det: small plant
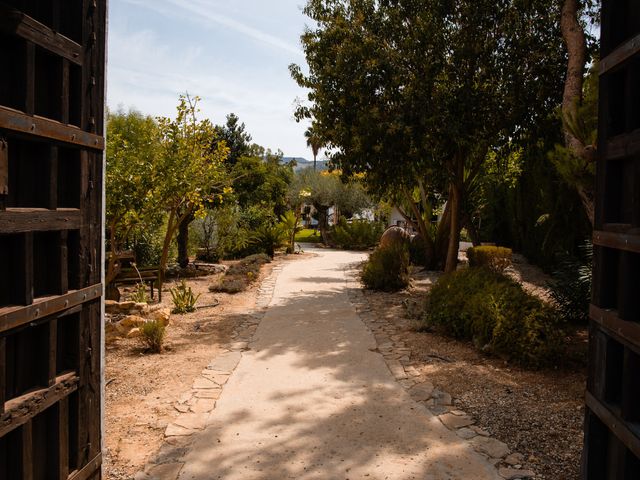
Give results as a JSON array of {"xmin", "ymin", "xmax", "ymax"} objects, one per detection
[
  {"xmin": 249, "ymin": 224, "xmax": 287, "ymax": 258},
  {"xmin": 140, "ymin": 319, "xmax": 166, "ymax": 353},
  {"xmin": 210, "ymin": 254, "xmax": 271, "ymax": 294},
  {"xmin": 170, "ymin": 280, "xmax": 201, "ymax": 314},
  {"xmin": 548, "ymin": 242, "xmax": 592, "ymax": 324},
  {"xmin": 466, "ymin": 246, "xmax": 512, "ymax": 272},
  {"xmin": 361, "ymin": 243, "xmax": 410, "ymax": 291},
  {"xmin": 130, "ymin": 282, "xmax": 149, "ymax": 303}
]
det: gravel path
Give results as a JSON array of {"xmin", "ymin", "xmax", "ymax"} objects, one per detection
[{"xmin": 177, "ymin": 249, "xmax": 502, "ymax": 480}]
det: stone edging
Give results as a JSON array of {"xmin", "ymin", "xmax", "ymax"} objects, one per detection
[
  {"xmin": 344, "ymin": 263, "xmax": 536, "ymax": 480},
  {"xmin": 134, "ymin": 262, "xmax": 285, "ymax": 480}
]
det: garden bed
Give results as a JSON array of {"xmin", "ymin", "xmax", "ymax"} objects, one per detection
[{"xmin": 359, "ymin": 262, "xmax": 587, "ymax": 480}]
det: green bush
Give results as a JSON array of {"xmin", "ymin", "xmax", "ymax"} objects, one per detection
[
  {"xmin": 409, "ymin": 234, "xmax": 429, "ymax": 267},
  {"xmin": 249, "ymin": 224, "xmax": 287, "ymax": 258},
  {"xmin": 170, "ymin": 280, "xmax": 201, "ymax": 314},
  {"xmin": 361, "ymin": 244, "xmax": 410, "ymax": 291},
  {"xmin": 422, "ymin": 267, "xmax": 564, "ymax": 368},
  {"xmin": 466, "ymin": 246, "xmax": 512, "ymax": 272},
  {"xmin": 210, "ymin": 254, "xmax": 271, "ymax": 294},
  {"xmin": 548, "ymin": 242, "xmax": 592, "ymax": 324},
  {"xmin": 331, "ymin": 219, "xmax": 385, "ymax": 250},
  {"xmin": 140, "ymin": 319, "xmax": 166, "ymax": 353}
]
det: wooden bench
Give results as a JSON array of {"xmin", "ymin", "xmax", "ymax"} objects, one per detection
[{"xmin": 107, "ymin": 251, "xmax": 162, "ymax": 301}]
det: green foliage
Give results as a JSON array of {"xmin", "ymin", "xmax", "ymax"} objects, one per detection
[
  {"xmin": 279, "ymin": 211, "xmax": 302, "ymax": 253},
  {"xmin": 129, "ymin": 283, "xmax": 149, "ymax": 303},
  {"xmin": 170, "ymin": 280, "xmax": 201, "ymax": 314},
  {"xmin": 548, "ymin": 243, "xmax": 592, "ymax": 324},
  {"xmin": 154, "ymin": 94, "xmax": 230, "ymax": 276},
  {"xmin": 466, "ymin": 246, "xmax": 513, "ymax": 272},
  {"xmin": 140, "ymin": 320, "xmax": 167, "ymax": 354},
  {"xmin": 331, "ymin": 219, "xmax": 384, "ymax": 250},
  {"xmin": 249, "ymin": 223, "xmax": 287, "ymax": 258},
  {"xmin": 409, "ymin": 235, "xmax": 429, "ymax": 267},
  {"xmin": 362, "ymin": 244, "xmax": 410, "ymax": 292},
  {"xmin": 423, "ymin": 268, "xmax": 564, "ymax": 368},
  {"xmin": 210, "ymin": 254, "xmax": 271, "ymax": 294}
]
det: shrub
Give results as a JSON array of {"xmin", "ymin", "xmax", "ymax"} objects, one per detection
[
  {"xmin": 210, "ymin": 254, "xmax": 271, "ymax": 294},
  {"xmin": 548, "ymin": 242, "xmax": 592, "ymax": 324},
  {"xmin": 170, "ymin": 280, "xmax": 201, "ymax": 314},
  {"xmin": 249, "ymin": 224, "xmax": 287, "ymax": 258},
  {"xmin": 466, "ymin": 246, "xmax": 512, "ymax": 272},
  {"xmin": 331, "ymin": 219, "xmax": 385, "ymax": 250},
  {"xmin": 422, "ymin": 267, "xmax": 564, "ymax": 368},
  {"xmin": 361, "ymin": 244, "xmax": 410, "ymax": 291},
  {"xmin": 129, "ymin": 282, "xmax": 149, "ymax": 303},
  {"xmin": 409, "ymin": 234, "xmax": 429, "ymax": 267},
  {"xmin": 140, "ymin": 319, "xmax": 166, "ymax": 353}
]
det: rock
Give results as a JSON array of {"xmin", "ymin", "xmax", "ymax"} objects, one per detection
[
  {"xmin": 193, "ymin": 377, "xmax": 222, "ymax": 390},
  {"xmin": 439, "ymin": 413, "xmax": 475, "ymax": 429},
  {"xmin": 173, "ymin": 413, "xmax": 206, "ymax": 430},
  {"xmin": 387, "ymin": 360, "xmax": 408, "ymax": 379},
  {"xmin": 148, "ymin": 308, "xmax": 171, "ymax": 326},
  {"xmin": 409, "ymin": 382, "xmax": 435, "ymax": 402},
  {"xmin": 471, "ymin": 425, "xmax": 491, "ymax": 436},
  {"xmin": 189, "ymin": 398, "xmax": 216, "ymax": 414},
  {"xmin": 127, "ymin": 327, "xmax": 142, "ymax": 338},
  {"xmin": 119, "ymin": 315, "xmax": 146, "ymax": 329},
  {"xmin": 206, "ymin": 351, "xmax": 242, "ymax": 373},
  {"xmin": 505, "ymin": 453, "xmax": 525, "ymax": 466},
  {"xmin": 498, "ymin": 467, "xmax": 535, "ymax": 479},
  {"xmin": 105, "ymin": 300, "xmax": 120, "ymax": 314},
  {"xmin": 145, "ymin": 463, "xmax": 184, "ymax": 480},
  {"xmin": 470, "ymin": 436, "xmax": 510, "ymax": 459},
  {"xmin": 117, "ymin": 301, "xmax": 138, "ymax": 312},
  {"xmin": 380, "ymin": 226, "xmax": 410, "ymax": 249},
  {"xmin": 456, "ymin": 427, "xmax": 477, "ymax": 440},
  {"xmin": 164, "ymin": 423, "xmax": 194, "ymax": 437},
  {"xmin": 432, "ymin": 389, "xmax": 453, "ymax": 406}
]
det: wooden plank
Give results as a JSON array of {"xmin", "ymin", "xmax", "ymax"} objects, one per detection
[
  {"xmin": 602, "ymin": 129, "xmax": 640, "ymax": 161},
  {"xmin": 21, "ymin": 232, "xmax": 34, "ymax": 306},
  {"xmin": 59, "ymin": 397, "xmax": 70, "ymax": 480},
  {"xmin": 0, "ymin": 208, "xmax": 81, "ymax": 234},
  {"xmin": 47, "ymin": 146, "xmax": 59, "ymax": 209},
  {"xmin": 591, "ymin": 305, "xmax": 640, "ymax": 354},
  {"xmin": 0, "ymin": 372, "xmax": 78, "ymax": 438},
  {"xmin": 0, "ymin": 138, "xmax": 7, "ymax": 211},
  {"xmin": 0, "ymin": 4, "xmax": 83, "ymax": 66},
  {"xmin": 594, "ymin": 230, "xmax": 640, "ymax": 254},
  {"xmin": 0, "ymin": 106, "xmax": 104, "ymax": 151},
  {"xmin": 586, "ymin": 391, "xmax": 640, "ymax": 460},
  {"xmin": 68, "ymin": 452, "xmax": 102, "ymax": 480},
  {"xmin": 61, "ymin": 59, "xmax": 70, "ymax": 125},
  {"xmin": 0, "ymin": 337, "xmax": 5, "ymax": 415},
  {"xmin": 0, "ymin": 284, "xmax": 102, "ymax": 334},
  {"xmin": 22, "ymin": 420, "xmax": 33, "ymax": 480},
  {"xmin": 60, "ymin": 230, "xmax": 69, "ymax": 294},
  {"xmin": 25, "ymin": 42, "xmax": 35, "ymax": 116},
  {"xmin": 48, "ymin": 319, "xmax": 58, "ymax": 387},
  {"xmin": 601, "ymin": 33, "xmax": 640, "ymax": 75}
]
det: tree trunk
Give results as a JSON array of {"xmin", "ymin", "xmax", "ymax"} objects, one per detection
[
  {"xmin": 561, "ymin": 0, "xmax": 594, "ymax": 225},
  {"xmin": 445, "ymin": 182, "xmax": 462, "ymax": 273},
  {"xmin": 317, "ymin": 206, "xmax": 329, "ymax": 244},
  {"xmin": 462, "ymin": 211, "xmax": 481, "ymax": 247},
  {"xmin": 177, "ymin": 212, "xmax": 194, "ymax": 268}
]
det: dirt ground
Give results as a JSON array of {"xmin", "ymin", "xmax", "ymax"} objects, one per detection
[
  {"xmin": 103, "ymin": 256, "xmax": 290, "ymax": 479},
  {"xmin": 360, "ymin": 262, "xmax": 588, "ymax": 480}
]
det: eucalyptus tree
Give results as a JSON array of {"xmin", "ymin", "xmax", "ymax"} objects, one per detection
[{"xmin": 292, "ymin": 0, "xmax": 565, "ymax": 271}]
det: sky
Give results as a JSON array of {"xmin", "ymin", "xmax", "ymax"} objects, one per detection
[{"xmin": 107, "ymin": 0, "xmax": 313, "ymax": 159}]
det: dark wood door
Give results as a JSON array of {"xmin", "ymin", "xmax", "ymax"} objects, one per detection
[
  {"xmin": 583, "ymin": 1, "xmax": 640, "ymax": 478},
  {"xmin": 0, "ymin": 1, "xmax": 106, "ymax": 478}
]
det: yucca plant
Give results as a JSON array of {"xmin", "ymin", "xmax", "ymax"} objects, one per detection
[
  {"xmin": 140, "ymin": 319, "xmax": 166, "ymax": 353},
  {"xmin": 170, "ymin": 280, "xmax": 201, "ymax": 314}
]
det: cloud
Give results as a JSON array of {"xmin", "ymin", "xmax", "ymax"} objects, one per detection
[{"xmin": 121, "ymin": 0, "xmax": 303, "ymax": 57}]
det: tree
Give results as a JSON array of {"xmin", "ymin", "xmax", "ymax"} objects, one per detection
[
  {"xmin": 154, "ymin": 94, "xmax": 229, "ymax": 285},
  {"xmin": 304, "ymin": 123, "xmax": 323, "ymax": 171},
  {"xmin": 292, "ymin": 0, "xmax": 565, "ymax": 272},
  {"xmin": 105, "ymin": 108, "xmax": 161, "ymax": 285},
  {"xmin": 557, "ymin": 0, "xmax": 599, "ymax": 224},
  {"xmin": 213, "ymin": 113, "xmax": 252, "ymax": 166}
]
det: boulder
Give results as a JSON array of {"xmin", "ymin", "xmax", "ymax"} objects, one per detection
[
  {"xmin": 148, "ymin": 308, "xmax": 171, "ymax": 326},
  {"xmin": 380, "ymin": 226, "xmax": 410, "ymax": 249},
  {"xmin": 126, "ymin": 328, "xmax": 142, "ymax": 338}
]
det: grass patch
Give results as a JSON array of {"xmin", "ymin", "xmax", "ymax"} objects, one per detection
[{"xmin": 295, "ymin": 229, "xmax": 323, "ymax": 243}]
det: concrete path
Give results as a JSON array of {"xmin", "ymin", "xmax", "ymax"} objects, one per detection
[{"xmin": 179, "ymin": 249, "xmax": 501, "ymax": 480}]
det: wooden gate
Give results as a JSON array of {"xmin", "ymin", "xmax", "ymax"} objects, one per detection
[
  {"xmin": 583, "ymin": 0, "xmax": 640, "ymax": 478},
  {"xmin": 0, "ymin": 1, "xmax": 106, "ymax": 478}
]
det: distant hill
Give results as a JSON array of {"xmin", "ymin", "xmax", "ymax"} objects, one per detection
[{"xmin": 281, "ymin": 157, "xmax": 330, "ymax": 172}]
